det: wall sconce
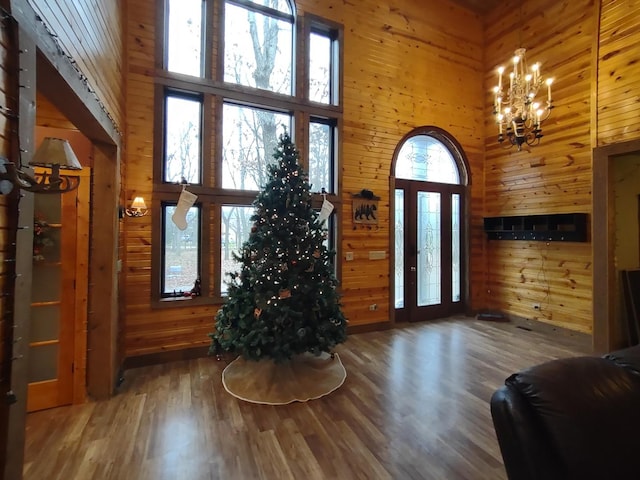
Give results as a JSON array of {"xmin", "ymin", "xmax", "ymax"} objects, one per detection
[
  {"xmin": 0, "ymin": 137, "xmax": 82, "ymax": 194},
  {"xmin": 125, "ymin": 196, "xmax": 149, "ymax": 217}
]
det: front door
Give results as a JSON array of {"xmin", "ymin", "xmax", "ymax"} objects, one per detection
[
  {"xmin": 27, "ymin": 168, "xmax": 89, "ymax": 412},
  {"xmin": 395, "ymin": 180, "xmax": 464, "ymax": 322},
  {"xmin": 392, "ymin": 127, "xmax": 467, "ymax": 323}
]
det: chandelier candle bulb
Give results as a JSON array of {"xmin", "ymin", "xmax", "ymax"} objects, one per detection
[{"xmin": 493, "ymin": 48, "xmax": 554, "ymax": 150}]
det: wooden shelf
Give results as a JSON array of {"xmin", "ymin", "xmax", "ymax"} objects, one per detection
[{"xmin": 483, "ymin": 213, "xmax": 588, "ymax": 242}]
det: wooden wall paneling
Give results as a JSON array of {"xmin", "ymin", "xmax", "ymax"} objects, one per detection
[
  {"xmin": 5, "ymin": 0, "xmax": 120, "ymax": 145},
  {"xmin": 337, "ymin": 0, "xmax": 484, "ymax": 327},
  {"xmin": 28, "ymin": 0, "xmax": 124, "ymax": 130},
  {"xmin": 483, "ymin": 0, "xmax": 597, "ymax": 335},
  {"xmin": 122, "ymin": 0, "xmax": 485, "ymax": 358},
  {"xmin": 597, "ymin": 0, "xmax": 640, "ymax": 145},
  {"xmin": 35, "ymin": 92, "xmax": 76, "ymax": 130},
  {"xmin": 86, "ymin": 142, "xmax": 120, "ymax": 399},
  {"xmin": 73, "ymin": 168, "xmax": 91, "ymax": 404}
]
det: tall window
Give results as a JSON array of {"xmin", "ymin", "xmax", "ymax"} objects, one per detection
[
  {"xmin": 166, "ymin": 0, "xmax": 204, "ymax": 76},
  {"xmin": 155, "ymin": 1, "xmax": 343, "ymax": 302},
  {"xmin": 163, "ymin": 93, "xmax": 202, "ymax": 184}
]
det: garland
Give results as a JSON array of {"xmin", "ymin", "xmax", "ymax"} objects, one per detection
[{"xmin": 33, "ymin": 215, "xmax": 54, "ymax": 261}]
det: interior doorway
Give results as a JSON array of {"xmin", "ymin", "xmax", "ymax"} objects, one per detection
[
  {"xmin": 27, "ymin": 168, "xmax": 90, "ymax": 412},
  {"xmin": 593, "ymin": 139, "xmax": 640, "ymax": 352},
  {"xmin": 391, "ymin": 127, "xmax": 469, "ymax": 322}
]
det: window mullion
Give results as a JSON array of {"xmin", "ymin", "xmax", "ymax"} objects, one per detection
[{"xmin": 225, "ymin": 0, "xmax": 293, "ymax": 22}]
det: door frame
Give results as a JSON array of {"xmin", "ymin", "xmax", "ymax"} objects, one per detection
[
  {"xmin": 27, "ymin": 168, "xmax": 90, "ymax": 412},
  {"xmin": 394, "ymin": 179, "xmax": 466, "ymax": 322},
  {"xmin": 389, "ymin": 126, "xmax": 471, "ymax": 324},
  {"xmin": 593, "ymin": 138, "xmax": 640, "ymax": 353},
  {"xmin": 4, "ymin": 3, "xmax": 121, "ymax": 478}
]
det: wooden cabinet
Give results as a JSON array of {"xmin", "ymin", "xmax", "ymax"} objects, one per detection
[{"xmin": 483, "ymin": 213, "xmax": 588, "ymax": 242}]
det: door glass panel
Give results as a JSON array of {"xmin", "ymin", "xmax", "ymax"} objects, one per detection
[
  {"xmin": 28, "ymin": 344, "xmax": 58, "ymax": 382},
  {"xmin": 452, "ymin": 194, "xmax": 460, "ymax": 302},
  {"xmin": 417, "ymin": 192, "xmax": 441, "ymax": 306},
  {"xmin": 31, "ymin": 265, "xmax": 61, "ymax": 303},
  {"xmin": 394, "ymin": 189, "xmax": 404, "ymax": 308},
  {"xmin": 30, "ymin": 305, "xmax": 60, "ymax": 342},
  {"xmin": 30, "ymin": 194, "xmax": 62, "ymax": 383}
]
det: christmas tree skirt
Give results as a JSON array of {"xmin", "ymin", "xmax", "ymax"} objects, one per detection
[{"xmin": 222, "ymin": 352, "xmax": 346, "ymax": 405}]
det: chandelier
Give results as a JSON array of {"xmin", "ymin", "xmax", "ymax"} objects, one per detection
[{"xmin": 492, "ymin": 48, "xmax": 553, "ymax": 150}]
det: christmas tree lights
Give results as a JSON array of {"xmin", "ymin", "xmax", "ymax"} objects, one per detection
[{"xmin": 210, "ymin": 131, "xmax": 347, "ymax": 362}]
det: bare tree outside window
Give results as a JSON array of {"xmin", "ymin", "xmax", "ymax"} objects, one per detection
[
  {"xmin": 157, "ymin": 0, "xmax": 341, "ymax": 299},
  {"xmin": 220, "ymin": 205, "xmax": 253, "ymax": 294},
  {"xmin": 309, "ymin": 32, "xmax": 331, "ymax": 103},
  {"xmin": 164, "ymin": 95, "xmax": 201, "ymax": 184},
  {"xmin": 163, "ymin": 205, "xmax": 200, "ymax": 294},
  {"xmin": 308, "ymin": 121, "xmax": 332, "ymax": 193},
  {"xmin": 166, "ymin": 0, "xmax": 203, "ymax": 76},
  {"xmin": 224, "ymin": 2, "xmax": 292, "ymax": 95},
  {"xmin": 222, "ymin": 104, "xmax": 290, "ymax": 191}
]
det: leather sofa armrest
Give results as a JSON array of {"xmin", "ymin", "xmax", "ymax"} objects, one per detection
[
  {"xmin": 491, "ymin": 385, "xmax": 565, "ymax": 480},
  {"xmin": 502, "ymin": 356, "xmax": 640, "ymax": 480}
]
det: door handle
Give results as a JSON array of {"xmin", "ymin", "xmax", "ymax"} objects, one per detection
[
  {"xmin": 5, "ymin": 390, "xmax": 17, "ymax": 405},
  {"xmin": 410, "ymin": 266, "xmax": 416, "ymax": 272}
]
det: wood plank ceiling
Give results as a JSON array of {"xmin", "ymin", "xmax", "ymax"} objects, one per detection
[{"xmin": 451, "ymin": 0, "xmax": 501, "ymax": 14}]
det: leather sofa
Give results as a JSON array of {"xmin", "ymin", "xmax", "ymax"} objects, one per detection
[{"xmin": 490, "ymin": 344, "xmax": 640, "ymax": 480}]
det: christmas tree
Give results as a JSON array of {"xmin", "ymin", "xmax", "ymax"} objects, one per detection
[{"xmin": 210, "ymin": 131, "xmax": 347, "ymax": 363}]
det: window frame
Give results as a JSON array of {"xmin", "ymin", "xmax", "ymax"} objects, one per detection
[
  {"xmin": 308, "ymin": 116, "xmax": 337, "ymax": 194},
  {"xmin": 163, "ymin": 0, "xmax": 207, "ymax": 77},
  {"xmin": 151, "ymin": 1, "xmax": 344, "ymax": 307},
  {"xmin": 160, "ymin": 202, "xmax": 203, "ymax": 298},
  {"xmin": 162, "ymin": 89, "xmax": 205, "ymax": 185}
]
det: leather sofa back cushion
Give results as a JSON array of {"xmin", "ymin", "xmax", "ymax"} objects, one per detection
[
  {"xmin": 605, "ymin": 345, "xmax": 640, "ymax": 376},
  {"xmin": 506, "ymin": 356, "xmax": 640, "ymax": 479}
]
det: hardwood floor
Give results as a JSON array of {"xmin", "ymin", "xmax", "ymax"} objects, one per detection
[{"xmin": 23, "ymin": 317, "xmax": 591, "ymax": 480}]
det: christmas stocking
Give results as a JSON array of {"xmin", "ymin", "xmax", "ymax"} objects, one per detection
[
  {"xmin": 318, "ymin": 197, "xmax": 334, "ymax": 225},
  {"xmin": 172, "ymin": 189, "xmax": 198, "ymax": 230}
]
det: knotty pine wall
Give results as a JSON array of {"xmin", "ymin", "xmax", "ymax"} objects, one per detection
[
  {"xmin": 28, "ymin": 0, "xmax": 124, "ymax": 130},
  {"xmin": 298, "ymin": 0, "xmax": 487, "ymax": 325},
  {"xmin": 123, "ymin": 0, "xmax": 640, "ymax": 357},
  {"xmin": 483, "ymin": 0, "xmax": 597, "ymax": 334},
  {"xmin": 123, "ymin": 0, "xmax": 486, "ymax": 357},
  {"xmin": 597, "ymin": 0, "xmax": 640, "ymax": 145},
  {"xmin": 483, "ymin": 0, "xmax": 640, "ymax": 335}
]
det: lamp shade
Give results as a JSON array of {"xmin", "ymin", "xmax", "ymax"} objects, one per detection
[
  {"xmin": 130, "ymin": 197, "xmax": 147, "ymax": 210},
  {"xmin": 30, "ymin": 137, "xmax": 82, "ymax": 170}
]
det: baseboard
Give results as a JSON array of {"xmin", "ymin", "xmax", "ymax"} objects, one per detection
[
  {"xmin": 486, "ymin": 312, "xmax": 592, "ymax": 351},
  {"xmin": 122, "ymin": 345, "xmax": 210, "ymax": 370},
  {"xmin": 347, "ymin": 321, "xmax": 392, "ymax": 335},
  {"xmin": 120, "ymin": 320, "xmax": 408, "ymax": 372}
]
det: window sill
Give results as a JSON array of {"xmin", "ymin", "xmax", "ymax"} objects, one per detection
[{"xmin": 152, "ymin": 295, "xmax": 224, "ymax": 309}]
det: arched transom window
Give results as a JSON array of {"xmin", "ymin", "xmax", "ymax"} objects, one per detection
[{"xmin": 395, "ymin": 135, "xmax": 461, "ymax": 185}]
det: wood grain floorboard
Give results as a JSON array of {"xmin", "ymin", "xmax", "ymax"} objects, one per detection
[{"xmin": 23, "ymin": 317, "xmax": 591, "ymax": 480}]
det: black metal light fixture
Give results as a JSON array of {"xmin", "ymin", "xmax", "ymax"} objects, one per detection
[{"xmin": 0, "ymin": 137, "xmax": 82, "ymax": 194}]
